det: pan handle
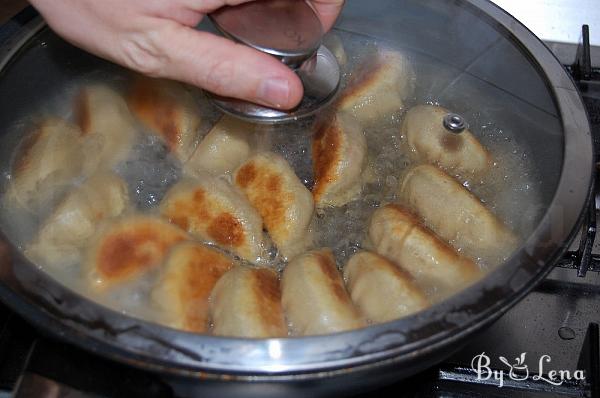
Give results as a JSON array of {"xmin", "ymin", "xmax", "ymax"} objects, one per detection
[{"xmin": 0, "ymin": 6, "xmax": 38, "ymax": 46}]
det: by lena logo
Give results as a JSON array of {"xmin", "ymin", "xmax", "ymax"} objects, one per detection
[{"xmin": 471, "ymin": 352, "xmax": 585, "ymax": 388}]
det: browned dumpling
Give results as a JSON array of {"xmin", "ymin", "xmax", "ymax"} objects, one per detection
[
  {"xmin": 312, "ymin": 112, "xmax": 367, "ymax": 207},
  {"xmin": 6, "ymin": 118, "xmax": 83, "ymax": 212},
  {"xmin": 151, "ymin": 242, "xmax": 234, "ymax": 332},
  {"xmin": 369, "ymin": 204, "xmax": 480, "ymax": 300},
  {"xmin": 184, "ymin": 116, "xmax": 252, "ymax": 177},
  {"xmin": 26, "ymin": 172, "xmax": 129, "ymax": 268},
  {"xmin": 159, "ymin": 176, "xmax": 264, "ymax": 263},
  {"xmin": 74, "ymin": 85, "xmax": 137, "ymax": 175},
  {"xmin": 210, "ymin": 266, "xmax": 287, "ymax": 338},
  {"xmin": 85, "ymin": 216, "xmax": 188, "ymax": 291},
  {"xmin": 234, "ymin": 152, "xmax": 314, "ymax": 260},
  {"xmin": 344, "ymin": 251, "xmax": 429, "ymax": 322},
  {"xmin": 337, "ymin": 48, "xmax": 414, "ymax": 124},
  {"xmin": 401, "ymin": 105, "xmax": 491, "ymax": 175},
  {"xmin": 323, "ymin": 33, "xmax": 348, "ymax": 67},
  {"xmin": 398, "ymin": 165, "xmax": 518, "ymax": 264},
  {"xmin": 126, "ymin": 77, "xmax": 200, "ymax": 162},
  {"xmin": 281, "ymin": 249, "xmax": 365, "ymax": 335}
]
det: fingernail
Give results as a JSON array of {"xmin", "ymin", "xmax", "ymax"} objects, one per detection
[{"xmin": 258, "ymin": 78, "xmax": 290, "ymax": 108}]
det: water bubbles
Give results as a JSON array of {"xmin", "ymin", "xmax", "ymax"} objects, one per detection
[
  {"xmin": 467, "ymin": 120, "xmax": 543, "ymax": 240},
  {"xmin": 116, "ymin": 135, "xmax": 180, "ymax": 210}
]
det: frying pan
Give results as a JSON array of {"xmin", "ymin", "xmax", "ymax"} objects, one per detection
[{"xmin": 0, "ymin": 0, "xmax": 593, "ymax": 396}]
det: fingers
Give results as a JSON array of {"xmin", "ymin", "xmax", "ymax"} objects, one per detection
[
  {"xmin": 179, "ymin": 0, "xmax": 255, "ymax": 14},
  {"xmin": 144, "ymin": 23, "xmax": 304, "ymax": 109},
  {"xmin": 152, "ymin": 0, "xmax": 253, "ymax": 26},
  {"xmin": 310, "ymin": 0, "xmax": 344, "ymax": 31}
]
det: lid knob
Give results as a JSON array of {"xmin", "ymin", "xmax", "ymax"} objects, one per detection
[
  {"xmin": 209, "ymin": 0, "xmax": 341, "ymax": 123},
  {"xmin": 443, "ymin": 113, "xmax": 468, "ymax": 134}
]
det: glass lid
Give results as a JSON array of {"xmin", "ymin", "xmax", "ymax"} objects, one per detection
[{"xmin": 0, "ymin": 0, "xmax": 591, "ymax": 376}]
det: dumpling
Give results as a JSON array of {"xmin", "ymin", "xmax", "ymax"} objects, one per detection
[
  {"xmin": 401, "ymin": 105, "xmax": 491, "ymax": 175},
  {"xmin": 323, "ymin": 33, "xmax": 348, "ymax": 67},
  {"xmin": 184, "ymin": 116, "xmax": 252, "ymax": 177},
  {"xmin": 152, "ymin": 242, "xmax": 234, "ymax": 332},
  {"xmin": 25, "ymin": 172, "xmax": 129, "ymax": 268},
  {"xmin": 210, "ymin": 266, "xmax": 287, "ymax": 338},
  {"xmin": 234, "ymin": 152, "xmax": 314, "ymax": 260},
  {"xmin": 337, "ymin": 48, "xmax": 415, "ymax": 124},
  {"xmin": 74, "ymin": 85, "xmax": 137, "ymax": 175},
  {"xmin": 85, "ymin": 215, "xmax": 188, "ymax": 291},
  {"xmin": 344, "ymin": 251, "xmax": 429, "ymax": 322},
  {"xmin": 127, "ymin": 77, "xmax": 200, "ymax": 162},
  {"xmin": 398, "ymin": 165, "xmax": 518, "ymax": 264},
  {"xmin": 312, "ymin": 112, "xmax": 367, "ymax": 207},
  {"xmin": 7, "ymin": 118, "xmax": 83, "ymax": 212},
  {"xmin": 369, "ymin": 204, "xmax": 480, "ymax": 300},
  {"xmin": 281, "ymin": 248, "xmax": 365, "ymax": 335},
  {"xmin": 159, "ymin": 176, "xmax": 264, "ymax": 263}
]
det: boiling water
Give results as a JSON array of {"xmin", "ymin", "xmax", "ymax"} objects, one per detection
[{"xmin": 0, "ymin": 30, "xmax": 544, "ymax": 326}]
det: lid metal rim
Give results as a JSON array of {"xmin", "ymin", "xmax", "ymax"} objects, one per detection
[{"xmin": 207, "ymin": 14, "xmax": 322, "ymax": 60}]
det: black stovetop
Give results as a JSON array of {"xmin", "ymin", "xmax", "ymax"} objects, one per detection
[{"xmin": 1, "ymin": 26, "xmax": 600, "ymax": 398}]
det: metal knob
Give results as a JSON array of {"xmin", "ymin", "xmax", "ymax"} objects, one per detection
[
  {"xmin": 209, "ymin": 0, "xmax": 341, "ymax": 123},
  {"xmin": 443, "ymin": 113, "xmax": 468, "ymax": 134}
]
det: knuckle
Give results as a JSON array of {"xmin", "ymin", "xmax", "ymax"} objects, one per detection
[
  {"xmin": 200, "ymin": 58, "xmax": 237, "ymax": 95},
  {"xmin": 119, "ymin": 31, "xmax": 167, "ymax": 77}
]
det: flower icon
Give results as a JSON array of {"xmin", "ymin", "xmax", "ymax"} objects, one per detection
[{"xmin": 499, "ymin": 352, "xmax": 529, "ymax": 381}]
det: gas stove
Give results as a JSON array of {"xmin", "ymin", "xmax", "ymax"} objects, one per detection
[{"xmin": 0, "ymin": 4, "xmax": 599, "ymax": 398}]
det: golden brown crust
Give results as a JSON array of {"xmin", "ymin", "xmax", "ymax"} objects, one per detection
[
  {"xmin": 211, "ymin": 266, "xmax": 287, "ymax": 337},
  {"xmin": 91, "ymin": 217, "xmax": 188, "ymax": 286},
  {"xmin": 162, "ymin": 187, "xmax": 247, "ymax": 250},
  {"xmin": 369, "ymin": 203, "xmax": 482, "ymax": 300},
  {"xmin": 127, "ymin": 78, "xmax": 181, "ymax": 152},
  {"xmin": 312, "ymin": 121, "xmax": 342, "ymax": 202},
  {"xmin": 377, "ymin": 204, "xmax": 477, "ymax": 270},
  {"xmin": 160, "ymin": 177, "xmax": 264, "ymax": 263},
  {"xmin": 13, "ymin": 127, "xmax": 44, "ymax": 174},
  {"xmin": 252, "ymin": 268, "xmax": 286, "ymax": 333},
  {"xmin": 337, "ymin": 59, "xmax": 384, "ymax": 109},
  {"xmin": 233, "ymin": 152, "xmax": 313, "ymax": 259},
  {"xmin": 235, "ymin": 160, "xmax": 293, "ymax": 241},
  {"xmin": 167, "ymin": 243, "xmax": 233, "ymax": 332},
  {"xmin": 314, "ymin": 250, "xmax": 348, "ymax": 303},
  {"xmin": 358, "ymin": 250, "xmax": 417, "ymax": 283},
  {"xmin": 235, "ymin": 163, "xmax": 257, "ymax": 188},
  {"xmin": 439, "ymin": 133, "xmax": 464, "ymax": 153},
  {"xmin": 281, "ymin": 248, "xmax": 365, "ymax": 335},
  {"xmin": 206, "ymin": 213, "xmax": 244, "ymax": 247},
  {"xmin": 344, "ymin": 251, "xmax": 429, "ymax": 323},
  {"xmin": 74, "ymin": 90, "xmax": 91, "ymax": 135}
]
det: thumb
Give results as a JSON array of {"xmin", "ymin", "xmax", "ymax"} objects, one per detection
[{"xmin": 151, "ymin": 23, "xmax": 304, "ymax": 109}]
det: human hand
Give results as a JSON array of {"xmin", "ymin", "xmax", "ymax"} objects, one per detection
[{"xmin": 29, "ymin": 0, "xmax": 344, "ymax": 109}]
